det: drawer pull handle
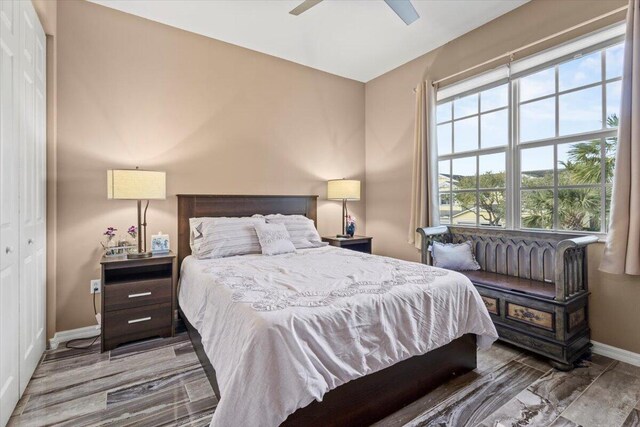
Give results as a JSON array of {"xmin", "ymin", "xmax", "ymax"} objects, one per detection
[
  {"xmin": 128, "ymin": 292, "xmax": 152, "ymax": 298},
  {"xmin": 128, "ymin": 317, "xmax": 151, "ymax": 324}
]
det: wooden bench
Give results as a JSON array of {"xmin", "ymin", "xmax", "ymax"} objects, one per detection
[{"xmin": 417, "ymin": 226, "xmax": 598, "ymax": 370}]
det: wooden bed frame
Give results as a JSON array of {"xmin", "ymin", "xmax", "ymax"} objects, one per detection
[{"xmin": 176, "ymin": 194, "xmax": 477, "ymax": 426}]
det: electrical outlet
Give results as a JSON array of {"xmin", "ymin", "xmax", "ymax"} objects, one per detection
[{"xmin": 90, "ymin": 279, "xmax": 101, "ymax": 294}]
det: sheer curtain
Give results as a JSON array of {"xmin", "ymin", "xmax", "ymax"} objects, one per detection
[
  {"xmin": 601, "ymin": 0, "xmax": 640, "ymax": 275},
  {"xmin": 408, "ymin": 80, "xmax": 438, "ymax": 249}
]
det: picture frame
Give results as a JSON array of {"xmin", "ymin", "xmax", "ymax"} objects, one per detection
[{"xmin": 151, "ymin": 232, "xmax": 170, "ymax": 254}]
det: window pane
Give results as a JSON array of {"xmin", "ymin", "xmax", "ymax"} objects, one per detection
[
  {"xmin": 481, "ymin": 84, "xmax": 508, "ymax": 112},
  {"xmin": 437, "ymin": 102, "xmax": 452, "ymax": 123},
  {"xmin": 437, "ymin": 123, "xmax": 452, "ymax": 155},
  {"xmin": 479, "ymin": 153, "xmax": 506, "ymax": 188},
  {"xmin": 606, "ymin": 43, "xmax": 624, "ymax": 79},
  {"xmin": 521, "ymin": 190, "xmax": 554, "ymax": 229},
  {"xmin": 454, "ymin": 116, "xmax": 478, "ymax": 152},
  {"xmin": 559, "ymin": 86, "xmax": 602, "ymax": 136},
  {"xmin": 479, "ymin": 191, "xmax": 505, "ymax": 227},
  {"xmin": 521, "ymin": 145, "xmax": 554, "ymax": 188},
  {"xmin": 557, "ymin": 141, "xmax": 602, "ymax": 186},
  {"xmin": 438, "ymin": 160, "xmax": 450, "ymax": 191},
  {"xmin": 481, "ymin": 109, "xmax": 508, "ymax": 148},
  {"xmin": 452, "ymin": 192, "xmax": 477, "ymax": 226},
  {"xmin": 439, "ymin": 193, "xmax": 451, "ymax": 224},
  {"xmin": 452, "ymin": 156, "xmax": 476, "ymax": 190},
  {"xmin": 605, "ymin": 186, "xmax": 612, "ymax": 230},
  {"xmin": 520, "ymin": 68, "xmax": 555, "ymax": 102},
  {"xmin": 606, "ymin": 81, "xmax": 621, "ymax": 126},
  {"xmin": 558, "ymin": 188, "xmax": 601, "ymax": 231},
  {"xmin": 520, "ymin": 97, "xmax": 555, "ymax": 142},
  {"xmin": 559, "ymin": 51, "xmax": 601, "ymax": 91},
  {"xmin": 605, "ymin": 135, "xmax": 617, "ymax": 183},
  {"xmin": 454, "ymin": 93, "xmax": 478, "ymax": 119}
]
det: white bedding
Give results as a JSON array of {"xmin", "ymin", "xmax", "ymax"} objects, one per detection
[{"xmin": 178, "ymin": 246, "xmax": 498, "ymax": 427}]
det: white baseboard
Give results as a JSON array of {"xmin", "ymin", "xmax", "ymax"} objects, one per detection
[
  {"xmin": 592, "ymin": 340, "xmax": 640, "ymax": 367},
  {"xmin": 49, "ymin": 325, "xmax": 101, "ymax": 350}
]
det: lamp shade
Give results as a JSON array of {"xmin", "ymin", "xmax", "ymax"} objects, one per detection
[
  {"xmin": 327, "ymin": 179, "xmax": 360, "ymax": 201},
  {"xmin": 107, "ymin": 169, "xmax": 166, "ymax": 200}
]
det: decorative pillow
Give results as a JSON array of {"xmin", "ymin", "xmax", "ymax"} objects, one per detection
[
  {"xmin": 189, "ymin": 217, "xmax": 215, "ymax": 254},
  {"xmin": 264, "ymin": 214, "xmax": 327, "ymax": 249},
  {"xmin": 431, "ymin": 241, "xmax": 481, "ymax": 271},
  {"xmin": 194, "ymin": 217, "xmax": 265, "ymax": 259},
  {"xmin": 254, "ymin": 223, "xmax": 296, "ymax": 256}
]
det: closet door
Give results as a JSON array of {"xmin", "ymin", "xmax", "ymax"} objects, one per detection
[
  {"xmin": 0, "ymin": 0, "xmax": 20, "ymax": 424},
  {"xmin": 18, "ymin": 0, "xmax": 44, "ymax": 393}
]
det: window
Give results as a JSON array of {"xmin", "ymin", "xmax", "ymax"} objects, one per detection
[
  {"xmin": 436, "ymin": 31, "xmax": 623, "ymax": 234},
  {"xmin": 437, "ymin": 85, "xmax": 509, "ymax": 227}
]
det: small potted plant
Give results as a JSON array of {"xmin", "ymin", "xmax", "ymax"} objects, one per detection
[{"xmin": 346, "ymin": 215, "xmax": 356, "ymax": 237}]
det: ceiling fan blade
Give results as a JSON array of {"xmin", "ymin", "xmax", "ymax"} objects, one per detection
[
  {"xmin": 289, "ymin": 0, "xmax": 324, "ymax": 16},
  {"xmin": 383, "ymin": 0, "xmax": 419, "ymax": 25}
]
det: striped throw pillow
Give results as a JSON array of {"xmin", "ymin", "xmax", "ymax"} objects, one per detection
[
  {"xmin": 265, "ymin": 214, "xmax": 326, "ymax": 249},
  {"xmin": 194, "ymin": 217, "xmax": 265, "ymax": 259}
]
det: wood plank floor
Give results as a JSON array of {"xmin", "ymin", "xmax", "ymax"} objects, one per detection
[{"xmin": 8, "ymin": 333, "xmax": 640, "ymax": 427}]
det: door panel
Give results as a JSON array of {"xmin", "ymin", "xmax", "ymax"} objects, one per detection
[
  {"xmin": 18, "ymin": 0, "xmax": 44, "ymax": 396},
  {"xmin": 34, "ymin": 23, "xmax": 45, "ymax": 356},
  {"xmin": 0, "ymin": 0, "xmax": 20, "ymax": 425},
  {"xmin": 0, "ymin": 0, "xmax": 20, "ymax": 424}
]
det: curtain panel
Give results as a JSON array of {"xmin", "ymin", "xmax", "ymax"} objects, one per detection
[
  {"xmin": 408, "ymin": 80, "xmax": 438, "ymax": 249},
  {"xmin": 601, "ymin": 0, "xmax": 640, "ymax": 275}
]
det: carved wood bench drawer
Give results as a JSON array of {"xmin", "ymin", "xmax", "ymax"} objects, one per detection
[
  {"xmin": 104, "ymin": 278, "xmax": 172, "ymax": 312},
  {"xmin": 495, "ymin": 325, "xmax": 564, "ymax": 359},
  {"xmin": 506, "ymin": 302, "xmax": 554, "ymax": 331},
  {"xmin": 481, "ymin": 296, "xmax": 499, "ymax": 315}
]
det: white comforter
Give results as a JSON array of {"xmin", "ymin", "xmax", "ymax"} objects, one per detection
[{"xmin": 178, "ymin": 246, "xmax": 498, "ymax": 427}]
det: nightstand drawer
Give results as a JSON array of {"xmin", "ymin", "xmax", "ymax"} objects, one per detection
[
  {"xmin": 104, "ymin": 303, "xmax": 172, "ymax": 340},
  {"xmin": 104, "ymin": 278, "xmax": 172, "ymax": 312}
]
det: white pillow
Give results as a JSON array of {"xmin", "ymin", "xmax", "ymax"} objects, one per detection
[
  {"xmin": 264, "ymin": 214, "xmax": 326, "ymax": 249},
  {"xmin": 189, "ymin": 217, "xmax": 215, "ymax": 254},
  {"xmin": 194, "ymin": 217, "xmax": 265, "ymax": 259},
  {"xmin": 254, "ymin": 223, "xmax": 296, "ymax": 256},
  {"xmin": 431, "ymin": 241, "xmax": 481, "ymax": 271}
]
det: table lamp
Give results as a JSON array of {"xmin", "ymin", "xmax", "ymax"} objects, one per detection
[
  {"xmin": 327, "ymin": 179, "xmax": 360, "ymax": 238},
  {"xmin": 107, "ymin": 168, "xmax": 166, "ymax": 258}
]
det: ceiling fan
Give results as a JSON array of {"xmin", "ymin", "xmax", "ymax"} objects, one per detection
[{"xmin": 289, "ymin": 0, "xmax": 420, "ymax": 25}]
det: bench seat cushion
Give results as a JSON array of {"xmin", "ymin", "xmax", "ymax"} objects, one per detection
[{"xmin": 461, "ymin": 270, "xmax": 556, "ymax": 300}]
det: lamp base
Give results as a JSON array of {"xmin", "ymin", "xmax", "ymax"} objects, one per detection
[
  {"xmin": 336, "ymin": 234, "xmax": 352, "ymax": 239},
  {"xmin": 127, "ymin": 251, "xmax": 153, "ymax": 259}
]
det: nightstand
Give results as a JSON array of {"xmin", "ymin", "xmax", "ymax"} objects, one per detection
[
  {"xmin": 100, "ymin": 252, "xmax": 177, "ymax": 352},
  {"xmin": 322, "ymin": 236, "xmax": 372, "ymax": 254}
]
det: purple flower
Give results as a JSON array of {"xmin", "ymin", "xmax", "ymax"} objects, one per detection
[
  {"xmin": 127, "ymin": 225, "xmax": 137, "ymax": 238},
  {"xmin": 346, "ymin": 215, "xmax": 356, "ymax": 226},
  {"xmin": 103, "ymin": 227, "xmax": 117, "ymax": 242}
]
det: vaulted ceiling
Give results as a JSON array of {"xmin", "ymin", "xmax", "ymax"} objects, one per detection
[{"xmin": 90, "ymin": 0, "xmax": 529, "ymax": 82}]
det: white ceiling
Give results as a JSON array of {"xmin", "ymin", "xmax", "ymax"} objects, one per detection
[{"xmin": 89, "ymin": 0, "xmax": 529, "ymax": 82}]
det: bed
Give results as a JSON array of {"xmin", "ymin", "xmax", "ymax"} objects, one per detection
[{"xmin": 176, "ymin": 194, "xmax": 498, "ymax": 427}]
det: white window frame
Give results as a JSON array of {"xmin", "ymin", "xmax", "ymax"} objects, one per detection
[{"xmin": 434, "ymin": 24, "xmax": 625, "ymax": 235}]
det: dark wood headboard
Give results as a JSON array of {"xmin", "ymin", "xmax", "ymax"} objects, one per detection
[{"xmin": 177, "ymin": 194, "xmax": 318, "ymax": 269}]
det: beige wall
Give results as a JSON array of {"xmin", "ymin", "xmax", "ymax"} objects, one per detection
[
  {"xmin": 365, "ymin": 0, "xmax": 640, "ymax": 354},
  {"xmin": 55, "ymin": 0, "xmax": 365, "ymax": 332},
  {"xmin": 48, "ymin": 0, "xmax": 640, "ymax": 354}
]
